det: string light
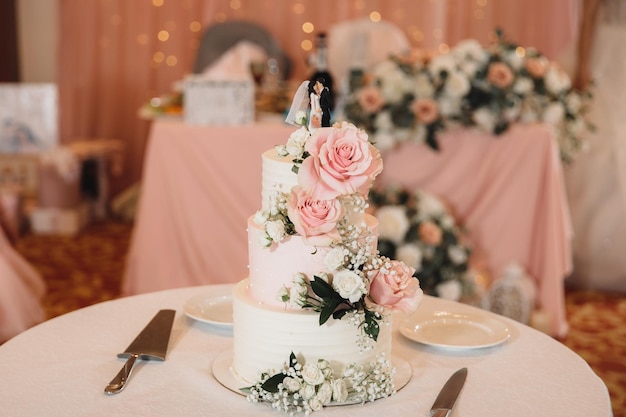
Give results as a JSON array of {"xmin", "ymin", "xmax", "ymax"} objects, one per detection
[
  {"xmin": 369, "ymin": 11, "xmax": 381, "ymax": 22},
  {"xmin": 302, "ymin": 22, "xmax": 314, "ymax": 34},
  {"xmin": 157, "ymin": 30, "xmax": 169, "ymax": 42}
]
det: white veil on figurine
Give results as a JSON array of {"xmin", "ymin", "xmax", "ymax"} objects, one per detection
[{"xmin": 284, "ymin": 80, "xmax": 310, "ymax": 126}]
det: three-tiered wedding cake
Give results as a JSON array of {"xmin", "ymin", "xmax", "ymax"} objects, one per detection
[{"xmin": 230, "ymin": 119, "xmax": 422, "ymax": 413}]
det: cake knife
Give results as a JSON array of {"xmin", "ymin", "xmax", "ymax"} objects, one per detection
[{"xmin": 104, "ymin": 309, "xmax": 176, "ymax": 395}]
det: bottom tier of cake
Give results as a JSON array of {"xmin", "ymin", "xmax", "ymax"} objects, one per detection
[{"xmin": 231, "ymin": 279, "xmax": 393, "ymax": 384}]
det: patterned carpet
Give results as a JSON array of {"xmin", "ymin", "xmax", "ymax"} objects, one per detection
[{"xmin": 14, "ymin": 220, "xmax": 625, "ymax": 416}]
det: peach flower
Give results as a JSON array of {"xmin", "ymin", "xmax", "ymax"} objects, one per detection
[
  {"xmin": 487, "ymin": 62, "xmax": 514, "ymax": 89},
  {"xmin": 369, "ymin": 260, "xmax": 422, "ymax": 313},
  {"xmin": 411, "ymin": 98, "xmax": 439, "ymax": 124},
  {"xmin": 287, "ymin": 186, "xmax": 344, "ymax": 246},
  {"xmin": 299, "ymin": 123, "xmax": 383, "ymax": 200},
  {"xmin": 419, "ymin": 221, "xmax": 442, "ymax": 245},
  {"xmin": 357, "ymin": 86, "xmax": 384, "ymax": 113},
  {"xmin": 525, "ymin": 57, "xmax": 547, "ymax": 78}
]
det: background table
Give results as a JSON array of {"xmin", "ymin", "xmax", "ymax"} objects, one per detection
[
  {"xmin": 0, "ymin": 284, "xmax": 610, "ymax": 416},
  {"xmin": 123, "ymin": 119, "xmax": 572, "ymax": 337}
]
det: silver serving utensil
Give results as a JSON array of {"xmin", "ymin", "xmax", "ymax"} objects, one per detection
[
  {"xmin": 104, "ymin": 309, "xmax": 176, "ymax": 395},
  {"xmin": 430, "ymin": 367, "xmax": 468, "ymax": 417}
]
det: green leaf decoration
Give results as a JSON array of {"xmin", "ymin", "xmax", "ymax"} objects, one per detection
[
  {"xmin": 261, "ymin": 372, "xmax": 287, "ymax": 393},
  {"xmin": 310, "ymin": 276, "xmax": 337, "ymax": 299}
]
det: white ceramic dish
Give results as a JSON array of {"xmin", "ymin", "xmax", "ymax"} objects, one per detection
[
  {"xmin": 399, "ymin": 310, "xmax": 511, "ymax": 350},
  {"xmin": 183, "ymin": 294, "xmax": 233, "ymax": 328}
]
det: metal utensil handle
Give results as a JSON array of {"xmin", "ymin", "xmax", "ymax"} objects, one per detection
[
  {"xmin": 431, "ymin": 410, "xmax": 451, "ymax": 417},
  {"xmin": 104, "ymin": 353, "xmax": 139, "ymax": 395}
]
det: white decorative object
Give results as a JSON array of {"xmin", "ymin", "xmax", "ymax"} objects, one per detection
[
  {"xmin": 0, "ymin": 83, "xmax": 57, "ymax": 153},
  {"xmin": 489, "ymin": 263, "xmax": 536, "ymax": 324},
  {"xmin": 183, "ymin": 78, "xmax": 254, "ymax": 125}
]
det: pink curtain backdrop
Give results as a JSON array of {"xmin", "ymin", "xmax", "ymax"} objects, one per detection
[{"xmin": 58, "ymin": 0, "xmax": 579, "ymax": 191}]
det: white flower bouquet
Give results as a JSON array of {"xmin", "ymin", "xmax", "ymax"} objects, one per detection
[{"xmin": 343, "ymin": 29, "xmax": 593, "ymax": 163}]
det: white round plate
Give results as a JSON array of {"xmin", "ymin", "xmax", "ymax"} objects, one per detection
[
  {"xmin": 212, "ymin": 350, "xmax": 412, "ymax": 405},
  {"xmin": 399, "ymin": 310, "xmax": 511, "ymax": 350},
  {"xmin": 183, "ymin": 294, "xmax": 233, "ymax": 328}
]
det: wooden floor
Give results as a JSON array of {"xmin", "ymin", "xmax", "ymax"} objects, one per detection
[{"xmin": 14, "ymin": 220, "xmax": 626, "ymax": 417}]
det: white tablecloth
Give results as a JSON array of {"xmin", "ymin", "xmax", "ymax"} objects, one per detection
[{"xmin": 0, "ymin": 285, "xmax": 611, "ymax": 417}]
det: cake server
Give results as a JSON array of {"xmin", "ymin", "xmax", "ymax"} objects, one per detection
[
  {"xmin": 430, "ymin": 367, "xmax": 467, "ymax": 417},
  {"xmin": 104, "ymin": 309, "xmax": 176, "ymax": 395}
]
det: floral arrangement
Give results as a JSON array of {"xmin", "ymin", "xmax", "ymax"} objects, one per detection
[
  {"xmin": 368, "ymin": 184, "xmax": 476, "ymax": 302},
  {"xmin": 254, "ymin": 115, "xmax": 423, "ymax": 348},
  {"xmin": 242, "ymin": 352, "xmax": 395, "ymax": 415},
  {"xmin": 342, "ymin": 29, "xmax": 592, "ymax": 163}
]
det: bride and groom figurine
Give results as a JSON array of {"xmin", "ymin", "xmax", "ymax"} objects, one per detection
[{"xmin": 285, "ymin": 77, "xmax": 331, "ymax": 130}]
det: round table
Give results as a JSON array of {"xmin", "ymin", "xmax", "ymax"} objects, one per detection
[{"xmin": 0, "ymin": 284, "xmax": 612, "ymax": 416}]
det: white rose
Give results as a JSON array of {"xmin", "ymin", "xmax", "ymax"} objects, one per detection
[
  {"xmin": 545, "ymin": 66, "xmax": 571, "ymax": 95},
  {"xmin": 436, "ymin": 279, "xmax": 462, "ymax": 301},
  {"xmin": 417, "ymin": 192, "xmax": 446, "ymax": 216},
  {"xmin": 543, "ymin": 102, "xmax": 565, "ymax": 125},
  {"xmin": 520, "ymin": 97, "xmax": 541, "ymax": 123},
  {"xmin": 459, "ymin": 60, "xmax": 479, "ymax": 77},
  {"xmin": 258, "ymin": 233, "xmax": 273, "ymax": 248},
  {"xmin": 439, "ymin": 213, "xmax": 454, "ymax": 229},
  {"xmin": 332, "ymin": 379, "xmax": 349, "ymax": 403},
  {"xmin": 503, "ymin": 97, "xmax": 521, "ymax": 122},
  {"xmin": 324, "ymin": 247, "xmax": 345, "ymax": 271},
  {"xmin": 285, "ymin": 127, "xmax": 309, "ymax": 157},
  {"xmin": 428, "ymin": 54, "xmax": 456, "ymax": 81},
  {"xmin": 372, "ymin": 131, "xmax": 396, "ymax": 152},
  {"xmin": 513, "ymin": 77, "xmax": 533, "ymax": 95},
  {"xmin": 444, "ymin": 71, "xmax": 470, "ymax": 98},
  {"xmin": 332, "ymin": 270, "xmax": 366, "ymax": 303},
  {"xmin": 283, "ymin": 376, "xmax": 301, "ymax": 392},
  {"xmin": 376, "ymin": 205, "xmax": 410, "ymax": 243},
  {"xmin": 316, "ymin": 381, "xmax": 333, "ymax": 405},
  {"xmin": 295, "ymin": 110, "xmax": 308, "ymax": 126},
  {"xmin": 414, "ymin": 74, "xmax": 435, "ymax": 98},
  {"xmin": 448, "ymin": 245, "xmax": 468, "ymax": 265},
  {"xmin": 301, "ymin": 363, "xmax": 326, "ymax": 386},
  {"xmin": 396, "ymin": 243, "xmax": 423, "ymax": 271},
  {"xmin": 566, "ymin": 92, "xmax": 582, "ymax": 113},
  {"xmin": 289, "ymin": 284, "xmax": 307, "ymax": 307},
  {"xmin": 253, "ymin": 210, "xmax": 269, "ymax": 225},
  {"xmin": 374, "ymin": 110, "xmax": 394, "ymax": 131},
  {"xmin": 453, "ymin": 39, "xmax": 487, "ymax": 63},
  {"xmin": 438, "ymin": 96, "xmax": 461, "ymax": 117},
  {"xmin": 265, "ymin": 220, "xmax": 285, "ymax": 243},
  {"xmin": 299, "ymin": 383, "xmax": 316, "ymax": 400},
  {"xmin": 504, "ymin": 50, "xmax": 523, "ymax": 70},
  {"xmin": 275, "ymin": 144, "xmax": 288, "ymax": 156},
  {"xmin": 472, "ymin": 107, "xmax": 496, "ymax": 133},
  {"xmin": 308, "ymin": 397, "xmax": 324, "ymax": 412}
]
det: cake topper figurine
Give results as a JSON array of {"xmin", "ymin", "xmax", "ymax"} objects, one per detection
[{"xmin": 284, "ymin": 77, "xmax": 332, "ymax": 129}]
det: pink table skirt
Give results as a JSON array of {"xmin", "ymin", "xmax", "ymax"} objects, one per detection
[
  {"xmin": 123, "ymin": 119, "xmax": 571, "ymax": 337},
  {"xmin": 378, "ymin": 124, "xmax": 572, "ymax": 337}
]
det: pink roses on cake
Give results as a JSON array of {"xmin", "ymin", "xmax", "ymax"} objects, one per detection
[
  {"xmin": 369, "ymin": 260, "xmax": 423, "ymax": 313},
  {"xmin": 287, "ymin": 186, "xmax": 344, "ymax": 246},
  {"xmin": 299, "ymin": 123, "xmax": 383, "ymax": 200}
]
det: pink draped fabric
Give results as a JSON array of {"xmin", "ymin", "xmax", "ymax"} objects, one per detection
[
  {"xmin": 58, "ymin": 0, "xmax": 578, "ymax": 190},
  {"xmin": 124, "ymin": 119, "xmax": 571, "ymax": 337},
  {"xmin": 0, "ymin": 229, "xmax": 46, "ymax": 343}
]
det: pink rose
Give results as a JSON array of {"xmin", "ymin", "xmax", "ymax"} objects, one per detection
[
  {"xmin": 411, "ymin": 98, "xmax": 439, "ymax": 124},
  {"xmin": 369, "ymin": 260, "xmax": 422, "ymax": 313},
  {"xmin": 525, "ymin": 57, "xmax": 547, "ymax": 78},
  {"xmin": 357, "ymin": 86, "xmax": 384, "ymax": 113},
  {"xmin": 419, "ymin": 221, "xmax": 442, "ymax": 245},
  {"xmin": 287, "ymin": 186, "xmax": 344, "ymax": 246},
  {"xmin": 299, "ymin": 123, "xmax": 383, "ymax": 200},
  {"xmin": 487, "ymin": 62, "xmax": 514, "ymax": 89}
]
